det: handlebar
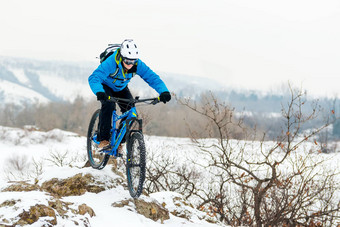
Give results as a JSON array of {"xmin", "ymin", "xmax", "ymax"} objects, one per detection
[{"xmin": 107, "ymin": 96, "xmax": 160, "ymax": 105}]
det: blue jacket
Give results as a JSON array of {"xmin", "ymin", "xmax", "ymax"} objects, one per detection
[{"xmin": 88, "ymin": 49, "xmax": 169, "ymax": 95}]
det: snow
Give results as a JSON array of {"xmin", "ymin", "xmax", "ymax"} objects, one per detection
[
  {"xmin": 7, "ymin": 67, "xmax": 31, "ymax": 85},
  {"xmin": 0, "ymin": 126, "xmax": 339, "ymax": 226},
  {"xmin": 36, "ymin": 70, "xmax": 93, "ymax": 102},
  {"xmin": 0, "ymin": 126, "xmax": 227, "ymax": 227},
  {"xmin": 150, "ymin": 192, "xmax": 220, "ymax": 227},
  {"xmin": 0, "ymin": 58, "xmax": 95, "ymax": 103},
  {"xmin": 0, "ymin": 191, "xmax": 53, "ymax": 219},
  {"xmin": 0, "ymin": 79, "xmax": 50, "ymax": 105}
]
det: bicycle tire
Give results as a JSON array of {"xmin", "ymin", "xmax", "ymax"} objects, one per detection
[
  {"xmin": 126, "ymin": 131, "xmax": 146, "ymax": 198},
  {"xmin": 87, "ymin": 109, "xmax": 109, "ymax": 170}
]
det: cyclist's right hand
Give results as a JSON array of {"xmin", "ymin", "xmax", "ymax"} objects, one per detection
[{"xmin": 96, "ymin": 92, "xmax": 108, "ymax": 101}]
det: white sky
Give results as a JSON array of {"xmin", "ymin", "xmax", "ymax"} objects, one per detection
[{"xmin": 1, "ymin": 0, "xmax": 340, "ymax": 97}]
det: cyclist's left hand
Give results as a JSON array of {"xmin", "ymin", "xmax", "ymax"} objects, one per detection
[{"xmin": 159, "ymin": 91, "xmax": 171, "ymax": 103}]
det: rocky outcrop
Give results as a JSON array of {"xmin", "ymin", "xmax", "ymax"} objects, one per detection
[
  {"xmin": 48, "ymin": 199, "xmax": 74, "ymax": 217},
  {"xmin": 112, "ymin": 198, "xmax": 170, "ymax": 223},
  {"xmin": 1, "ymin": 173, "xmax": 108, "ymax": 196},
  {"xmin": 151, "ymin": 192, "xmax": 219, "ymax": 224},
  {"xmin": 134, "ymin": 199, "xmax": 170, "ymax": 223},
  {"xmin": 17, "ymin": 204, "xmax": 57, "ymax": 226},
  {"xmin": 0, "ymin": 199, "xmax": 20, "ymax": 208},
  {"xmin": 2, "ymin": 182, "xmax": 40, "ymax": 192},
  {"xmin": 41, "ymin": 173, "xmax": 105, "ymax": 196},
  {"xmin": 0, "ymin": 172, "xmax": 219, "ymax": 226},
  {"xmin": 78, "ymin": 203, "xmax": 96, "ymax": 217},
  {"xmin": 13, "ymin": 201, "xmax": 95, "ymax": 226},
  {"xmin": 0, "ymin": 174, "xmax": 101, "ymax": 226}
]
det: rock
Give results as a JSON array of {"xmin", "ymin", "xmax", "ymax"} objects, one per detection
[
  {"xmin": 152, "ymin": 192, "xmax": 219, "ymax": 224},
  {"xmin": 112, "ymin": 199, "xmax": 132, "ymax": 208},
  {"xmin": 0, "ymin": 199, "xmax": 20, "ymax": 208},
  {"xmin": 82, "ymin": 160, "xmax": 91, "ymax": 168},
  {"xmin": 134, "ymin": 199, "xmax": 170, "ymax": 223},
  {"xmin": 48, "ymin": 199, "xmax": 74, "ymax": 217},
  {"xmin": 41, "ymin": 173, "xmax": 105, "ymax": 196},
  {"xmin": 2, "ymin": 182, "xmax": 40, "ymax": 192},
  {"xmin": 78, "ymin": 204, "xmax": 96, "ymax": 217},
  {"xmin": 111, "ymin": 198, "xmax": 170, "ymax": 223},
  {"xmin": 17, "ymin": 204, "xmax": 57, "ymax": 225},
  {"xmin": 1, "ymin": 218, "xmax": 10, "ymax": 224}
]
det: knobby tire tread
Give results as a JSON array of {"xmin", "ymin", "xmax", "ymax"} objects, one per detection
[
  {"xmin": 126, "ymin": 131, "xmax": 146, "ymax": 198},
  {"xmin": 87, "ymin": 109, "xmax": 109, "ymax": 170}
]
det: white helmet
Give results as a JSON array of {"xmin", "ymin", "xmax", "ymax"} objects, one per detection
[{"xmin": 120, "ymin": 39, "xmax": 139, "ymax": 59}]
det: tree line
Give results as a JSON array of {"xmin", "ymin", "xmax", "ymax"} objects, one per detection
[
  {"xmin": 0, "ymin": 94, "xmax": 250, "ymax": 139},
  {"xmin": 0, "ymin": 91, "xmax": 338, "ymax": 143}
]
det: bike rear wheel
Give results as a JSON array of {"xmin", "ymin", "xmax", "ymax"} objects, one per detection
[
  {"xmin": 126, "ymin": 131, "xmax": 146, "ymax": 198},
  {"xmin": 87, "ymin": 109, "xmax": 109, "ymax": 170}
]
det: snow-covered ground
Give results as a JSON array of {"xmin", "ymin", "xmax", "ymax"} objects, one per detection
[
  {"xmin": 0, "ymin": 126, "xmax": 339, "ymax": 226},
  {"xmin": 0, "ymin": 126, "xmax": 225, "ymax": 227}
]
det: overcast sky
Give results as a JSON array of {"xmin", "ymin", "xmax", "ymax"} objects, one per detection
[{"xmin": 1, "ymin": 0, "xmax": 340, "ymax": 97}]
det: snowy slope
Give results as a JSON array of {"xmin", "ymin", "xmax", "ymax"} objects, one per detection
[
  {"xmin": 36, "ymin": 70, "xmax": 93, "ymax": 102},
  {"xmin": 0, "ymin": 126, "xmax": 225, "ymax": 227},
  {"xmin": 0, "ymin": 57, "xmax": 95, "ymax": 104},
  {"xmin": 1, "ymin": 126, "xmax": 339, "ymax": 226},
  {"xmin": 0, "ymin": 79, "xmax": 50, "ymax": 105},
  {"xmin": 8, "ymin": 67, "xmax": 30, "ymax": 85}
]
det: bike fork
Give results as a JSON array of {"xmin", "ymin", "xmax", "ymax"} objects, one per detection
[{"xmin": 125, "ymin": 118, "xmax": 143, "ymax": 143}]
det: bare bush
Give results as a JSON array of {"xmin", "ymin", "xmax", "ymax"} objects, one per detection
[
  {"xmin": 30, "ymin": 157, "xmax": 44, "ymax": 180},
  {"xmin": 177, "ymin": 86, "xmax": 340, "ymax": 226},
  {"xmin": 144, "ymin": 147, "xmax": 202, "ymax": 200},
  {"xmin": 8, "ymin": 155, "xmax": 29, "ymax": 172},
  {"xmin": 46, "ymin": 150, "xmax": 70, "ymax": 167},
  {"xmin": 3, "ymin": 154, "xmax": 31, "ymax": 181}
]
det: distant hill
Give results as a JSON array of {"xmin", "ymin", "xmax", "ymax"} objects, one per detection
[
  {"xmin": 0, "ymin": 56, "xmax": 224, "ymax": 105},
  {"xmin": 0, "ymin": 56, "xmax": 336, "ymax": 116},
  {"xmin": 0, "ymin": 56, "xmax": 95, "ymax": 105}
]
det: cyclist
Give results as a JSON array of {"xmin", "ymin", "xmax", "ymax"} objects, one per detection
[{"xmin": 88, "ymin": 39, "xmax": 171, "ymax": 148}]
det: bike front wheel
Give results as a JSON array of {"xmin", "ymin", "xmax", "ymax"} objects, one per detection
[
  {"xmin": 126, "ymin": 131, "xmax": 146, "ymax": 198},
  {"xmin": 87, "ymin": 109, "xmax": 109, "ymax": 170}
]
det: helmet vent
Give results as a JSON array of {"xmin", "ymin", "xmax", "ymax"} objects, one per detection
[{"xmin": 127, "ymin": 44, "xmax": 130, "ymax": 48}]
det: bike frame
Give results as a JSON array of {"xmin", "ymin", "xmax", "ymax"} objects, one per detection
[
  {"xmin": 93, "ymin": 97, "xmax": 156, "ymax": 157},
  {"xmin": 110, "ymin": 106, "xmax": 139, "ymax": 157}
]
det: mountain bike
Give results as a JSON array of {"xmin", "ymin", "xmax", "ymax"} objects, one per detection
[{"xmin": 87, "ymin": 96, "xmax": 159, "ymax": 198}]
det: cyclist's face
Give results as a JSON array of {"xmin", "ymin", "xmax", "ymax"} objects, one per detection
[{"xmin": 122, "ymin": 61, "xmax": 134, "ymax": 70}]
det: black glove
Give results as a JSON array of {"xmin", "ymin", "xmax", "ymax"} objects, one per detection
[
  {"xmin": 159, "ymin": 91, "xmax": 171, "ymax": 104},
  {"xmin": 96, "ymin": 92, "xmax": 108, "ymax": 101}
]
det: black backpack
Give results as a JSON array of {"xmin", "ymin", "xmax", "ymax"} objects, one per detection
[{"xmin": 99, "ymin": 44, "xmax": 121, "ymax": 63}]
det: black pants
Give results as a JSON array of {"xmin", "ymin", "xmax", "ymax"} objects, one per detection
[{"xmin": 98, "ymin": 85, "xmax": 134, "ymax": 141}]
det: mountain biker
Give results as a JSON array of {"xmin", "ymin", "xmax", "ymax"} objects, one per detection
[{"xmin": 88, "ymin": 39, "xmax": 171, "ymax": 149}]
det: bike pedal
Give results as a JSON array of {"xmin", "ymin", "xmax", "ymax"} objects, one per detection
[{"xmin": 98, "ymin": 146, "xmax": 112, "ymax": 153}]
